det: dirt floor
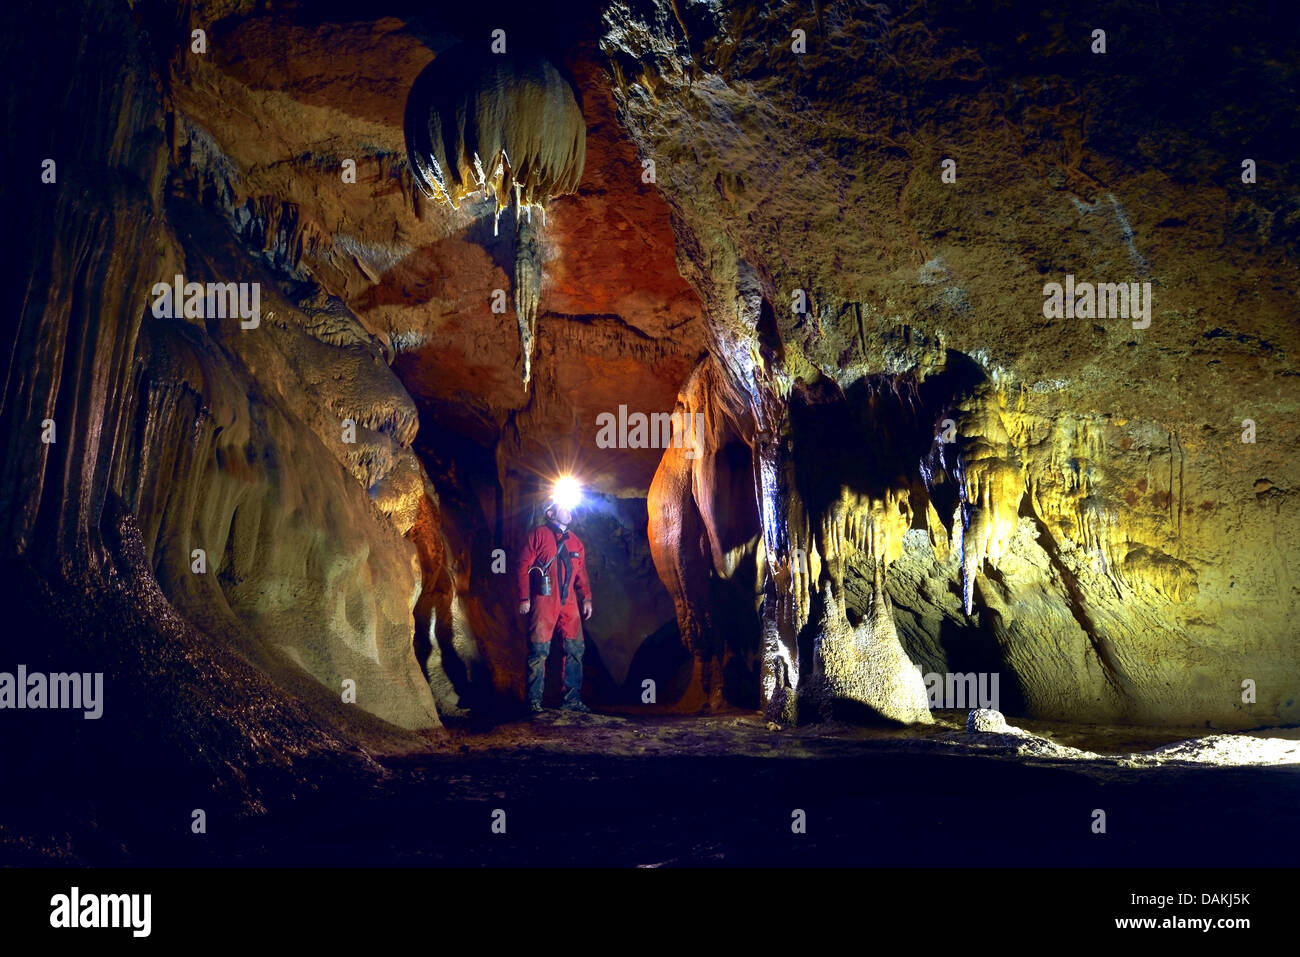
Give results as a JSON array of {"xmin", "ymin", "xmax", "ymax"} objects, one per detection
[
  {"xmin": 5, "ymin": 709, "xmax": 1298, "ymax": 867},
  {"xmin": 424, "ymin": 708, "xmax": 1300, "ymax": 766},
  {"xmin": 236, "ymin": 711, "xmax": 1300, "ymax": 867}
]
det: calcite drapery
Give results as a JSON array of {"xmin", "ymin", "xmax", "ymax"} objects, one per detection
[
  {"xmin": 948, "ymin": 386, "xmax": 1028, "ymax": 615},
  {"xmin": 404, "ymin": 50, "xmax": 586, "ymax": 217},
  {"xmin": 404, "ymin": 48, "xmax": 586, "ymax": 390}
]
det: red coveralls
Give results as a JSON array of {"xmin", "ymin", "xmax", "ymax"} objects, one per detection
[{"xmin": 516, "ymin": 522, "xmax": 591, "ymax": 707}]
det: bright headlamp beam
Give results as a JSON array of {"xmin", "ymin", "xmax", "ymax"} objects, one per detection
[{"xmin": 551, "ymin": 475, "xmax": 582, "ymax": 510}]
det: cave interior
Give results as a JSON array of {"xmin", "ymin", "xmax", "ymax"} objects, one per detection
[{"xmin": 2, "ymin": 0, "xmax": 1298, "ymax": 866}]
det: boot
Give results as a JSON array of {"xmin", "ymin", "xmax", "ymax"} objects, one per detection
[{"xmin": 561, "ymin": 637, "xmax": 589, "ymax": 712}]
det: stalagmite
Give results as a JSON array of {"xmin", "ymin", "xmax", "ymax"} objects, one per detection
[{"xmin": 811, "ymin": 562, "xmax": 933, "ymax": 724}]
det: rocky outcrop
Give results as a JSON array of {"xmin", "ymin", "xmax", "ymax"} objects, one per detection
[
  {"xmin": 648, "ymin": 355, "xmax": 761, "ymax": 708},
  {"xmin": 2, "ymin": 0, "xmax": 438, "ymax": 733},
  {"xmin": 604, "ymin": 0, "xmax": 1300, "ymax": 727}
]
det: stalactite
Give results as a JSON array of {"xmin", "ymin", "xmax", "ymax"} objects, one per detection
[
  {"xmin": 404, "ymin": 48, "xmax": 585, "ymax": 389},
  {"xmin": 782, "ymin": 491, "xmax": 819, "ymax": 635},
  {"xmin": 948, "ymin": 385, "xmax": 1027, "ymax": 615},
  {"xmin": 514, "ymin": 213, "xmax": 543, "ymax": 390},
  {"xmin": 404, "ymin": 50, "xmax": 585, "ymax": 215},
  {"xmin": 815, "ymin": 484, "xmax": 914, "ymax": 598}
]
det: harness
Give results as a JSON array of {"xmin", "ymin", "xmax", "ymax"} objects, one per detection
[
  {"xmin": 553, "ymin": 527, "xmax": 574, "ymax": 602},
  {"xmin": 528, "ymin": 523, "xmax": 576, "ymax": 601}
]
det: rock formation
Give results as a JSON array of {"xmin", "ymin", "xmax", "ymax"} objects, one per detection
[
  {"xmin": 3, "ymin": 0, "xmax": 1296, "ymax": 788},
  {"xmin": 603, "ymin": 0, "xmax": 1300, "ymax": 727},
  {"xmin": 405, "ymin": 46, "xmax": 588, "ymax": 388}
]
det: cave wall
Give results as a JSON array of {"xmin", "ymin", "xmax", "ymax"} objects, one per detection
[
  {"xmin": 647, "ymin": 354, "xmax": 762, "ymax": 708},
  {"xmin": 606, "ymin": 0, "xmax": 1300, "ymax": 727},
  {"xmin": 2, "ymin": 0, "xmax": 439, "ymax": 731},
  {"xmin": 0, "ymin": 0, "xmax": 458, "ymax": 842},
  {"xmin": 124, "ymin": 201, "xmax": 438, "ymax": 730},
  {"xmin": 3, "ymin": 0, "xmax": 701, "ymax": 726}
]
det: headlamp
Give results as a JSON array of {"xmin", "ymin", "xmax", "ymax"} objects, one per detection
[{"xmin": 550, "ymin": 475, "xmax": 583, "ymax": 511}]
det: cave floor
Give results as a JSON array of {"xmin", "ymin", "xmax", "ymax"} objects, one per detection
[
  {"xmin": 6, "ymin": 704, "xmax": 1298, "ymax": 868},
  {"xmin": 425, "ymin": 708, "xmax": 1300, "ymax": 765},
  {"xmin": 215, "ymin": 712, "xmax": 1299, "ymax": 868}
]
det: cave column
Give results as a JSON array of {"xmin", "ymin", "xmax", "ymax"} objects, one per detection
[{"xmin": 754, "ymin": 390, "xmax": 799, "ymax": 725}]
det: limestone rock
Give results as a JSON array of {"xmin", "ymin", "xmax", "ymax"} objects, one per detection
[
  {"xmin": 808, "ymin": 572, "xmax": 934, "ymax": 725},
  {"xmin": 967, "ymin": 709, "xmax": 1009, "ymax": 733},
  {"xmin": 605, "ymin": 0, "xmax": 1300, "ymax": 729}
]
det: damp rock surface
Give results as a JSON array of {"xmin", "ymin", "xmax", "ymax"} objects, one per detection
[
  {"xmin": 968, "ymin": 708, "xmax": 1008, "ymax": 733},
  {"xmin": 603, "ymin": 0, "xmax": 1300, "ymax": 728}
]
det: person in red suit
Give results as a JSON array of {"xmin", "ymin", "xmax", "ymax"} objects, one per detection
[{"xmin": 516, "ymin": 498, "xmax": 593, "ymax": 713}]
